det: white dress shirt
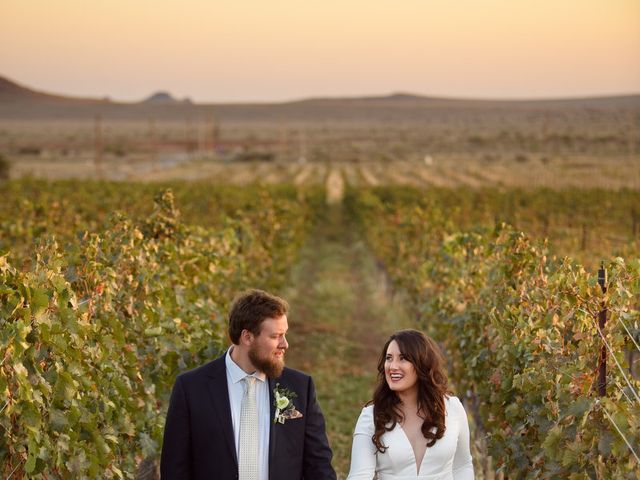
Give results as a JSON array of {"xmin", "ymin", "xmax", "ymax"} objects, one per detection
[
  {"xmin": 225, "ymin": 348, "xmax": 271, "ymax": 480},
  {"xmin": 347, "ymin": 396, "xmax": 475, "ymax": 480}
]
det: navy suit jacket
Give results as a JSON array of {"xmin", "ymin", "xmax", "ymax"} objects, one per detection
[{"xmin": 160, "ymin": 355, "xmax": 336, "ymax": 480}]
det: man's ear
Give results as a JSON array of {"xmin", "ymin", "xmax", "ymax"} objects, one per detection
[{"xmin": 240, "ymin": 329, "xmax": 254, "ymax": 346}]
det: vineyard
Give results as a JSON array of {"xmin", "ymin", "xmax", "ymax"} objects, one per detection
[
  {"xmin": 0, "ymin": 181, "xmax": 323, "ymax": 477},
  {"xmin": 1, "ymin": 178, "xmax": 639, "ymax": 478},
  {"xmin": 345, "ymin": 186, "xmax": 640, "ymax": 478}
]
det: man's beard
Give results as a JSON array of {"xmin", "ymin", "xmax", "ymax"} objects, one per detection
[{"xmin": 248, "ymin": 346, "xmax": 285, "ymax": 378}]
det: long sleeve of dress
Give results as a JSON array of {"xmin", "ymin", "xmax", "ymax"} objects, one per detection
[
  {"xmin": 451, "ymin": 397, "xmax": 475, "ymax": 480},
  {"xmin": 346, "ymin": 406, "xmax": 377, "ymax": 480}
]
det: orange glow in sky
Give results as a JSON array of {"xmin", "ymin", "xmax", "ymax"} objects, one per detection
[{"xmin": 1, "ymin": 0, "xmax": 638, "ymax": 102}]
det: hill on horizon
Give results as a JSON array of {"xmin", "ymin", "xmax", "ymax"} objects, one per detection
[
  {"xmin": 142, "ymin": 91, "xmax": 193, "ymax": 105},
  {"xmin": 1, "ymin": 74, "xmax": 639, "ymax": 121}
]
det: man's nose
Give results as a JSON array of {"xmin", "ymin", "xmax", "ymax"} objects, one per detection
[{"xmin": 279, "ymin": 336, "xmax": 289, "ymax": 349}]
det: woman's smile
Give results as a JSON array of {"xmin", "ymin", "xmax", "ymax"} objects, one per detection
[{"xmin": 384, "ymin": 340, "xmax": 418, "ymax": 392}]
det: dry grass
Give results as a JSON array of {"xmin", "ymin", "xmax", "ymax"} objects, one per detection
[{"xmin": 1, "ymin": 96, "xmax": 638, "ymax": 190}]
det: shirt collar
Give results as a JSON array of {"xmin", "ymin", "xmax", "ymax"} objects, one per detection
[{"xmin": 225, "ymin": 346, "xmax": 267, "ymax": 384}]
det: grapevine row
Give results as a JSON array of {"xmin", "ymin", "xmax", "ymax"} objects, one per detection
[
  {"xmin": 367, "ymin": 186, "xmax": 640, "ymax": 267},
  {"xmin": 346, "ymin": 187, "xmax": 640, "ymax": 478},
  {"xmin": 1, "ymin": 186, "xmax": 320, "ymax": 478}
]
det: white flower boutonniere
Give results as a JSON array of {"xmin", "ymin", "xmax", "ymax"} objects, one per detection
[{"xmin": 273, "ymin": 383, "xmax": 303, "ymax": 424}]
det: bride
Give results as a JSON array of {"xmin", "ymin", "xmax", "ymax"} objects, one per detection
[{"xmin": 347, "ymin": 330, "xmax": 474, "ymax": 479}]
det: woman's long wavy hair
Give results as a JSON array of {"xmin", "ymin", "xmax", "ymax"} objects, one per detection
[{"xmin": 370, "ymin": 329, "xmax": 451, "ymax": 453}]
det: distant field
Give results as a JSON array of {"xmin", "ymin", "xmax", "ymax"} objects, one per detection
[
  {"xmin": 5, "ymin": 151, "xmax": 640, "ymax": 191},
  {"xmin": 1, "ymin": 78, "xmax": 639, "ymax": 189}
]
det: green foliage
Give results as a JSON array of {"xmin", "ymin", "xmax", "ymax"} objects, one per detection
[
  {"xmin": 0, "ymin": 185, "xmax": 319, "ymax": 478},
  {"xmin": 0, "ymin": 179, "xmax": 323, "ymax": 269},
  {"xmin": 347, "ymin": 186, "xmax": 640, "ymax": 479},
  {"xmin": 344, "ymin": 185, "xmax": 640, "ymax": 267}
]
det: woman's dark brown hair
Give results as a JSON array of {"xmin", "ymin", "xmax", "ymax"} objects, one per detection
[{"xmin": 370, "ymin": 329, "xmax": 451, "ymax": 453}]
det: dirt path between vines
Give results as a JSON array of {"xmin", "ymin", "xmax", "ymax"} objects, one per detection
[{"xmin": 282, "ymin": 207, "xmax": 414, "ymax": 478}]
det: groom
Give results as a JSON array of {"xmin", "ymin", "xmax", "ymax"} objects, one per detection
[{"xmin": 160, "ymin": 289, "xmax": 336, "ymax": 480}]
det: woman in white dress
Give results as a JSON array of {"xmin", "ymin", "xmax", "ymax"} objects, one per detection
[{"xmin": 347, "ymin": 330, "xmax": 474, "ymax": 480}]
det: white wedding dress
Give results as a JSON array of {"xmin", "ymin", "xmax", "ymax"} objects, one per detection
[{"xmin": 347, "ymin": 396, "xmax": 474, "ymax": 480}]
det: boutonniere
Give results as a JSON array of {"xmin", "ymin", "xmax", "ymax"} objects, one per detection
[{"xmin": 273, "ymin": 383, "xmax": 303, "ymax": 424}]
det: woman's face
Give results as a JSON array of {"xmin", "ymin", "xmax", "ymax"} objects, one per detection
[{"xmin": 384, "ymin": 340, "xmax": 418, "ymax": 394}]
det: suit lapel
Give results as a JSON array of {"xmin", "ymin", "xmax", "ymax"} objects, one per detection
[
  {"xmin": 268, "ymin": 377, "xmax": 277, "ymax": 478},
  {"xmin": 206, "ymin": 357, "xmax": 238, "ymax": 468}
]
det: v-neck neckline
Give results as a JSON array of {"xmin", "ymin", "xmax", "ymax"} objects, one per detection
[{"xmin": 397, "ymin": 423, "xmax": 426, "ymax": 476}]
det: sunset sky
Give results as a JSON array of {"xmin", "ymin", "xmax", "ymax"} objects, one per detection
[{"xmin": 1, "ymin": 0, "xmax": 639, "ymax": 102}]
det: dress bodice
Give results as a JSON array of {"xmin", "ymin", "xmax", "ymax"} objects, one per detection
[{"xmin": 346, "ymin": 396, "xmax": 474, "ymax": 480}]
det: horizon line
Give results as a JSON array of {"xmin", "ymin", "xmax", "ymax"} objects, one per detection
[{"xmin": 2, "ymin": 73, "xmax": 639, "ymax": 105}]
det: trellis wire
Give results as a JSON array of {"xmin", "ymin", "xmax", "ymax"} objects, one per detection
[
  {"xmin": 617, "ymin": 315, "xmax": 640, "ymax": 354},
  {"xmin": 598, "ymin": 400, "xmax": 640, "ymax": 464},
  {"xmin": 593, "ymin": 315, "xmax": 640, "ymax": 405}
]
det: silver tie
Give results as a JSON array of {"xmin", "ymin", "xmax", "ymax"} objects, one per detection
[{"xmin": 239, "ymin": 376, "xmax": 259, "ymax": 480}]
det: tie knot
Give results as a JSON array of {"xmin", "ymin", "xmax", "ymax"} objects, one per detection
[{"xmin": 244, "ymin": 375, "xmax": 256, "ymax": 388}]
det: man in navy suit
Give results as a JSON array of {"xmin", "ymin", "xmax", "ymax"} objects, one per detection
[{"xmin": 161, "ymin": 289, "xmax": 336, "ymax": 480}]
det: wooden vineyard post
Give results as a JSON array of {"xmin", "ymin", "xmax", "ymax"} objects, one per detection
[
  {"xmin": 185, "ymin": 117, "xmax": 194, "ymax": 157},
  {"xmin": 597, "ymin": 263, "xmax": 608, "ymax": 397},
  {"xmin": 298, "ymin": 129, "xmax": 307, "ymax": 164},
  {"xmin": 581, "ymin": 222, "xmax": 588, "ymax": 251},
  {"xmin": 280, "ymin": 127, "xmax": 288, "ymax": 161},
  {"xmin": 94, "ymin": 115, "xmax": 103, "ymax": 179},
  {"xmin": 198, "ymin": 117, "xmax": 206, "ymax": 155},
  {"xmin": 211, "ymin": 116, "xmax": 219, "ymax": 153},
  {"xmin": 628, "ymin": 110, "xmax": 636, "ymax": 159},
  {"xmin": 149, "ymin": 117, "xmax": 157, "ymax": 170}
]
